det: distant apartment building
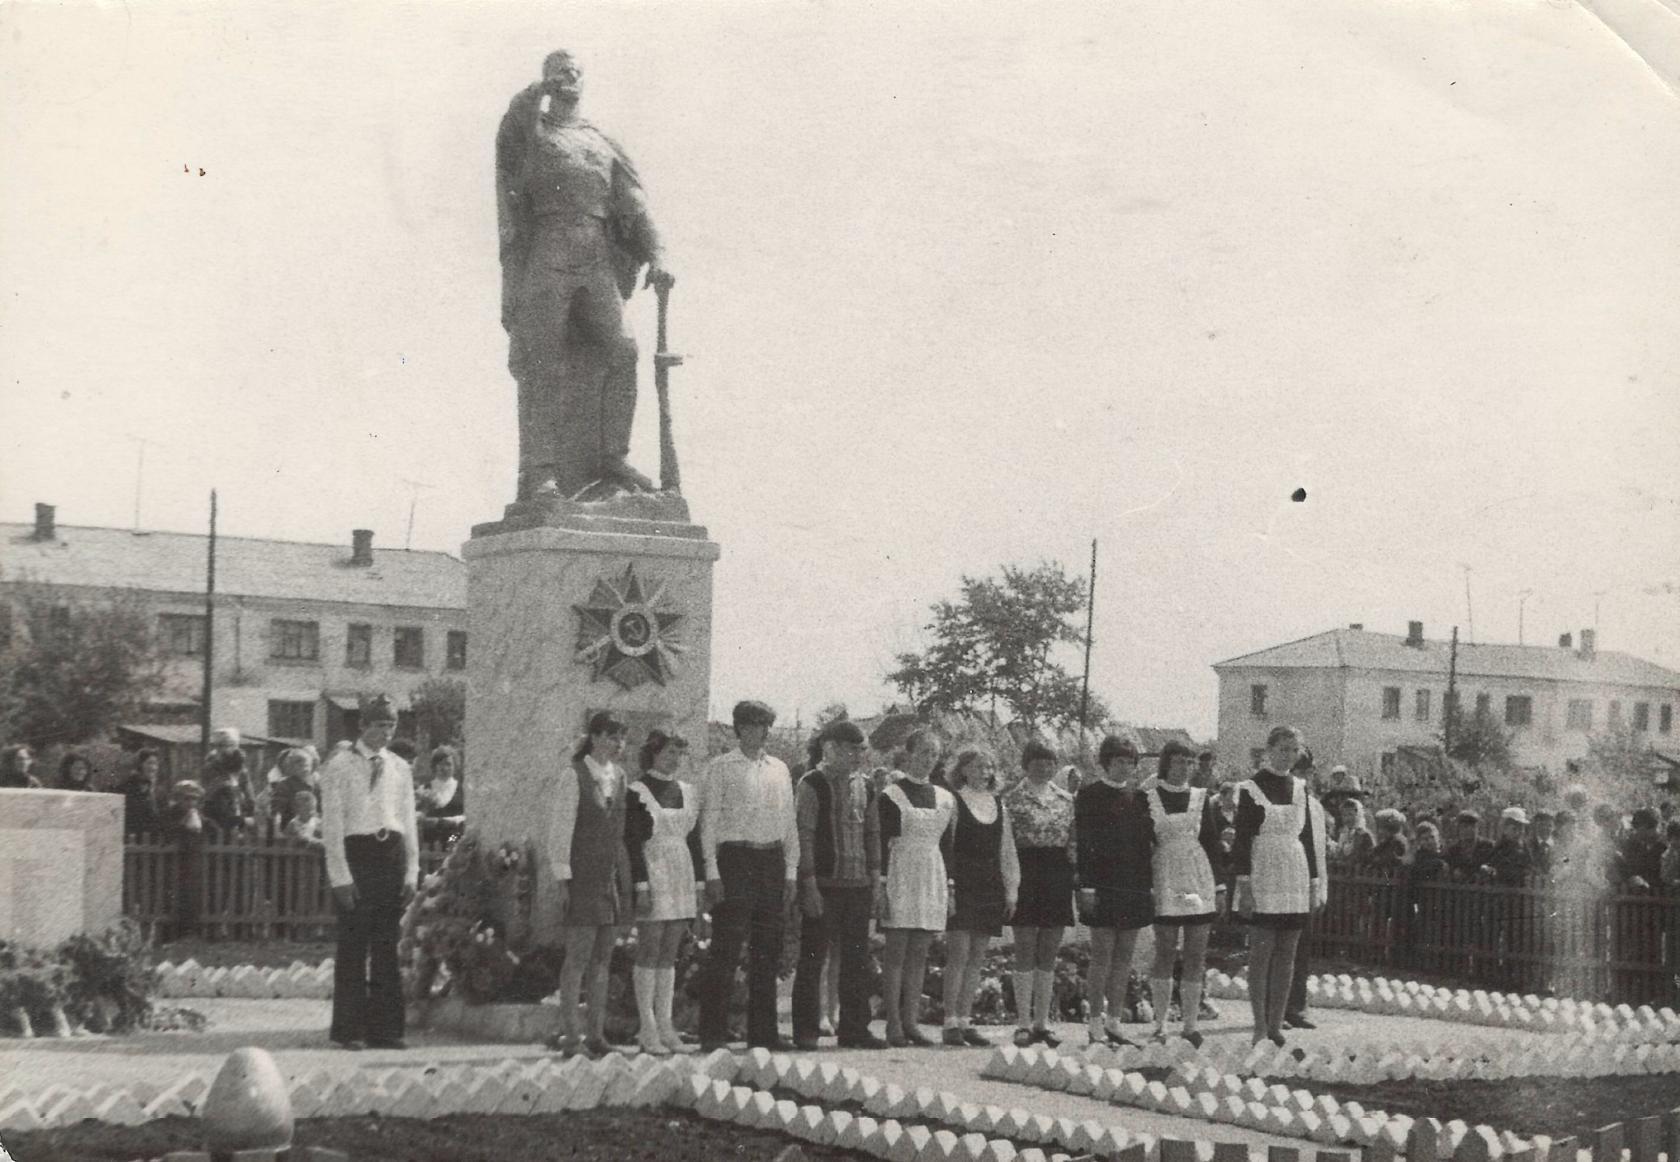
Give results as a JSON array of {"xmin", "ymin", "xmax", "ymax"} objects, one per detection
[
  {"xmin": 1, "ymin": 503, "xmax": 467, "ymax": 750},
  {"xmin": 1213, "ymin": 620, "xmax": 1680, "ymax": 783}
]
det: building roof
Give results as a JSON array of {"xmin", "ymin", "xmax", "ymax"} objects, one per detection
[
  {"xmin": 1213, "ymin": 627, "xmax": 1680, "ymax": 690},
  {"xmin": 1, "ymin": 524, "xmax": 465, "ymax": 610}
]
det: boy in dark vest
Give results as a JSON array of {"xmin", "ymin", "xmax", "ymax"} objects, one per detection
[{"xmin": 792, "ymin": 720, "xmax": 885, "ymax": 1049}]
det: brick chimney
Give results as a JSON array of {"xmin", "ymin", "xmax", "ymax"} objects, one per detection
[
  {"xmin": 32, "ymin": 503, "xmax": 56, "ymax": 542},
  {"xmin": 1578, "ymin": 628, "xmax": 1596, "ymax": 660},
  {"xmin": 1406, "ymin": 620, "xmax": 1424, "ymax": 648},
  {"xmin": 350, "ymin": 529, "xmax": 374, "ymax": 566},
  {"xmin": 1558, "ymin": 632, "xmax": 1572, "ymax": 649}
]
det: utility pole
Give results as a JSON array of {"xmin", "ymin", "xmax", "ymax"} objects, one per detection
[
  {"xmin": 400, "ymin": 478, "xmax": 433, "ymax": 550},
  {"xmin": 1078, "ymin": 538, "xmax": 1098, "ymax": 759},
  {"xmin": 1443, "ymin": 625, "xmax": 1460, "ymax": 768},
  {"xmin": 129, "ymin": 436, "xmax": 155, "ymax": 531},
  {"xmin": 1461, "ymin": 565, "xmax": 1475, "ymax": 644},
  {"xmin": 200, "ymin": 490, "xmax": 218, "ymax": 756},
  {"xmin": 1593, "ymin": 589, "xmax": 1607, "ymax": 635},
  {"xmin": 1517, "ymin": 589, "xmax": 1534, "ymax": 645}
]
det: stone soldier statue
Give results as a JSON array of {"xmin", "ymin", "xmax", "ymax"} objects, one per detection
[{"xmin": 496, "ymin": 50, "xmax": 676, "ymax": 501}]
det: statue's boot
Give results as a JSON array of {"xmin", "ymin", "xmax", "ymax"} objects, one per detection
[{"xmin": 603, "ymin": 458, "xmax": 657, "ymax": 493}]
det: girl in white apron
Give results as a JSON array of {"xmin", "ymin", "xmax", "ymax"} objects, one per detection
[
  {"xmin": 1145, "ymin": 740, "xmax": 1223, "ymax": 1047},
  {"xmin": 877, "ymin": 728, "xmax": 957, "ymax": 1046},
  {"xmin": 1233, "ymin": 725, "xmax": 1328, "ymax": 1046},
  {"xmin": 625, "ymin": 730, "xmax": 704, "ymax": 1055}
]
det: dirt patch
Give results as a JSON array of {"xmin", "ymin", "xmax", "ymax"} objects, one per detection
[
  {"xmin": 1301, "ymin": 1075, "xmax": 1680, "ymax": 1141},
  {"xmin": 2, "ymin": 1109, "xmax": 871, "ymax": 1162}
]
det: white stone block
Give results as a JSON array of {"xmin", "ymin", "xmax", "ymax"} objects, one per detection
[
  {"xmin": 0, "ymin": 1099, "xmax": 43, "ymax": 1132},
  {"xmin": 894, "ymin": 1123, "xmax": 932, "ymax": 1162},
  {"xmin": 838, "ymin": 1113, "xmax": 879, "ymax": 1150}
]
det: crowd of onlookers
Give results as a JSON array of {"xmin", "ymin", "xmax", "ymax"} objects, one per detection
[{"xmin": 0, "ymin": 730, "xmax": 467, "ymax": 846}]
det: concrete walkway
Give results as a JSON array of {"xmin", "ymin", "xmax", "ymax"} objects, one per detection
[{"xmin": 0, "ymin": 997, "xmax": 1546, "ymax": 1150}]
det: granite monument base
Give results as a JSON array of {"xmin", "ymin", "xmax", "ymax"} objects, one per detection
[
  {"xmin": 0, "ymin": 789, "xmax": 123, "ymax": 949},
  {"xmin": 462, "ymin": 500, "xmax": 720, "ymax": 946}
]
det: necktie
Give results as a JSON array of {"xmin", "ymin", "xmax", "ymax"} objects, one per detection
[{"xmin": 369, "ymin": 753, "xmax": 385, "ymax": 790}]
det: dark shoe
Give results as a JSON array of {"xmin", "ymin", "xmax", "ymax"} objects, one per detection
[
  {"xmin": 331, "ymin": 1038, "xmax": 365, "ymax": 1051},
  {"xmin": 1104, "ymin": 1028, "xmax": 1139, "ymax": 1049},
  {"xmin": 749, "ymin": 1037, "xmax": 796, "ymax": 1053},
  {"xmin": 1182, "ymin": 1030, "xmax": 1205, "ymax": 1049},
  {"xmin": 886, "ymin": 1030, "xmax": 910, "ymax": 1048},
  {"xmin": 942, "ymin": 1027, "xmax": 967, "ymax": 1047},
  {"xmin": 837, "ymin": 1033, "xmax": 889, "ymax": 1050},
  {"xmin": 795, "ymin": 1037, "xmax": 822, "ymax": 1051},
  {"xmin": 699, "ymin": 1039, "xmax": 731, "ymax": 1054},
  {"xmin": 1011, "ymin": 1027, "xmax": 1034, "ymax": 1048},
  {"xmin": 1288, "ymin": 1016, "xmax": 1317, "ymax": 1030},
  {"xmin": 366, "ymin": 1038, "xmax": 407, "ymax": 1050},
  {"xmin": 1032, "ymin": 1028, "xmax": 1061, "ymax": 1048},
  {"xmin": 961, "ymin": 1027, "xmax": 993, "ymax": 1047},
  {"xmin": 1268, "ymin": 1030, "xmax": 1287, "ymax": 1048},
  {"xmin": 583, "ymin": 1036, "xmax": 613, "ymax": 1057},
  {"xmin": 902, "ymin": 1026, "xmax": 938, "ymax": 1047}
]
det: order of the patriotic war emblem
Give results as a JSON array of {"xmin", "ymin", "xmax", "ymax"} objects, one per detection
[{"xmin": 573, "ymin": 564, "xmax": 686, "ymax": 689}]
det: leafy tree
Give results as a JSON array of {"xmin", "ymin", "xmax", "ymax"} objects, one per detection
[
  {"xmin": 888, "ymin": 561, "xmax": 1110, "ymax": 732},
  {"xmin": 1439, "ymin": 702, "xmax": 1514, "ymax": 769},
  {"xmin": 409, "ymin": 678, "xmax": 466, "ymax": 751},
  {"xmin": 1586, "ymin": 721, "xmax": 1658, "ymax": 793},
  {"xmin": 0, "ymin": 582, "xmax": 168, "ymax": 750}
]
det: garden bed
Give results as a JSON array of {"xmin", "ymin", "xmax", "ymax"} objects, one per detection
[
  {"xmin": 1, "ymin": 1109, "xmax": 871, "ymax": 1162},
  {"xmin": 1301, "ymin": 1075, "xmax": 1680, "ymax": 1142}
]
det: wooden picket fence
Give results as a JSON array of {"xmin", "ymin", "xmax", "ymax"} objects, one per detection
[
  {"xmin": 1311, "ymin": 863, "xmax": 1680, "ymax": 1006},
  {"xmin": 122, "ymin": 833, "xmax": 451, "ymax": 942}
]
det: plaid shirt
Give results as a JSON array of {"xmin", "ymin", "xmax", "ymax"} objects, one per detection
[{"xmin": 796, "ymin": 764, "xmax": 878, "ymax": 888}]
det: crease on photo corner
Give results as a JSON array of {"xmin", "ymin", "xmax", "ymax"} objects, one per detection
[{"xmin": 1575, "ymin": 0, "xmax": 1680, "ymax": 100}]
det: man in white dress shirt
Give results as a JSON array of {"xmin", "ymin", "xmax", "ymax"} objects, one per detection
[
  {"xmin": 319, "ymin": 694, "xmax": 419, "ymax": 1050},
  {"xmin": 696, "ymin": 699, "xmax": 800, "ymax": 1051}
]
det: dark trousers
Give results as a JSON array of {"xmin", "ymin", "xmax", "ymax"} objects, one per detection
[
  {"xmin": 699, "ymin": 844, "xmax": 786, "ymax": 1046},
  {"xmin": 791, "ymin": 884, "xmax": 873, "ymax": 1041},
  {"xmin": 1286, "ymin": 923, "xmax": 1311, "ymax": 1020},
  {"xmin": 331, "ymin": 833, "xmax": 405, "ymax": 1044}
]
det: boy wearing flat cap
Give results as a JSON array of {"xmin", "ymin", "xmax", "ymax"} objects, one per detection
[{"xmin": 319, "ymin": 693, "xmax": 419, "ymax": 1050}]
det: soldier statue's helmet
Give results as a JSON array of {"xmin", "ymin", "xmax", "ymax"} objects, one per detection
[{"xmin": 542, "ymin": 50, "xmax": 582, "ymax": 85}]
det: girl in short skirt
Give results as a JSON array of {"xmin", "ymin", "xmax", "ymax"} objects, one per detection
[
  {"xmin": 625, "ymin": 730, "xmax": 703, "ymax": 1055},
  {"xmin": 877, "ymin": 728, "xmax": 957, "ymax": 1046},
  {"xmin": 1145, "ymin": 740, "xmax": 1224, "ymax": 1046},
  {"xmin": 1233, "ymin": 724, "xmax": 1328, "ymax": 1046},
  {"xmin": 940, "ymin": 747, "xmax": 1020, "ymax": 1046},
  {"xmin": 1002, "ymin": 741, "xmax": 1076, "ymax": 1047}
]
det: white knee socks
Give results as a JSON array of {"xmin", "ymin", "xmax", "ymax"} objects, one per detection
[
  {"xmin": 633, "ymin": 966, "xmax": 667, "ymax": 1054},
  {"xmin": 655, "ymin": 966, "xmax": 683, "ymax": 1051},
  {"xmin": 1012, "ymin": 971, "xmax": 1034, "ymax": 1029}
]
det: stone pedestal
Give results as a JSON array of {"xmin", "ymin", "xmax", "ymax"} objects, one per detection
[
  {"xmin": 462, "ymin": 494, "xmax": 720, "ymax": 945},
  {"xmin": 0, "ymin": 789, "xmax": 123, "ymax": 948}
]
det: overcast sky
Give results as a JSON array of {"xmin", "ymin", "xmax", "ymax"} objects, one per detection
[{"xmin": 3, "ymin": 0, "xmax": 1677, "ymax": 736}]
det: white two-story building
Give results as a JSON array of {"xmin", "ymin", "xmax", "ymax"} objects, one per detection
[
  {"xmin": 1214, "ymin": 620, "xmax": 1680, "ymax": 784},
  {"xmin": 1, "ymin": 503, "xmax": 466, "ymax": 750}
]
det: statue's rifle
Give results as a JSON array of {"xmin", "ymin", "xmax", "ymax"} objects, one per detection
[{"xmin": 653, "ymin": 283, "xmax": 683, "ymax": 494}]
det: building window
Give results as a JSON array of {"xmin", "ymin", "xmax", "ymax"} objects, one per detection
[
  {"xmin": 446, "ymin": 630, "xmax": 467, "ymax": 671},
  {"xmin": 394, "ymin": 626, "xmax": 425, "ymax": 670},
  {"xmin": 1414, "ymin": 689, "xmax": 1431, "ymax": 722},
  {"xmin": 268, "ymin": 700, "xmax": 315, "ymax": 740},
  {"xmin": 1505, "ymin": 695, "xmax": 1533, "ymax": 727},
  {"xmin": 1633, "ymin": 702, "xmax": 1650, "ymax": 732},
  {"xmin": 345, "ymin": 623, "xmax": 372, "ymax": 669},
  {"xmin": 1382, "ymin": 687, "xmax": 1401, "ymax": 720},
  {"xmin": 270, "ymin": 619, "xmax": 320, "ymax": 661},
  {"xmin": 1443, "ymin": 691, "xmax": 1459, "ymax": 719},
  {"xmin": 1566, "ymin": 699, "xmax": 1593, "ymax": 731},
  {"xmin": 1661, "ymin": 704, "xmax": 1673, "ymax": 734},
  {"xmin": 1475, "ymin": 692, "xmax": 1491, "ymax": 717},
  {"xmin": 1380, "ymin": 751, "xmax": 1396, "ymax": 780},
  {"xmin": 158, "ymin": 613, "xmax": 207, "ymax": 656},
  {"xmin": 1610, "ymin": 700, "xmax": 1623, "ymax": 727},
  {"xmin": 1250, "ymin": 684, "xmax": 1267, "ymax": 718}
]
